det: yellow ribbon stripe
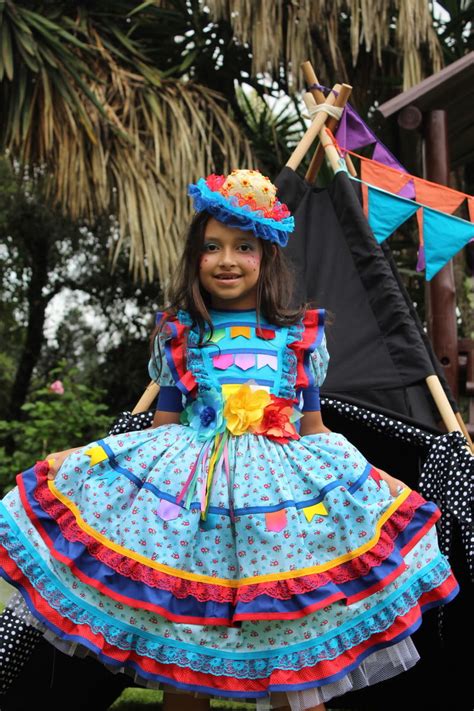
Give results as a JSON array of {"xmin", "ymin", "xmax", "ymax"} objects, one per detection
[{"xmin": 48, "ymin": 479, "xmax": 412, "ymax": 588}]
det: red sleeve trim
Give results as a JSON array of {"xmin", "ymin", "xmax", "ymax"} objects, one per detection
[
  {"xmin": 156, "ymin": 312, "xmax": 198, "ymax": 398},
  {"xmin": 288, "ymin": 309, "xmax": 325, "ymax": 390}
]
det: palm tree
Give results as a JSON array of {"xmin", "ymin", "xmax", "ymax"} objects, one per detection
[{"xmin": 0, "ymin": 1, "xmax": 251, "ymax": 283}]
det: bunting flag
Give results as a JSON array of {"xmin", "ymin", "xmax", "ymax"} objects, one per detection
[
  {"xmin": 361, "ymin": 159, "xmax": 412, "ymax": 218},
  {"xmin": 230, "ymin": 326, "xmax": 251, "ymax": 339},
  {"xmin": 84, "ymin": 444, "xmax": 108, "ymax": 467},
  {"xmin": 348, "ymin": 150, "xmax": 473, "ymax": 227},
  {"xmin": 333, "ymin": 100, "xmax": 416, "ymax": 199},
  {"xmin": 265, "ymin": 509, "xmax": 288, "ymax": 532},
  {"xmin": 413, "ymin": 177, "xmax": 467, "ymax": 214},
  {"xmin": 303, "ymin": 502, "xmax": 328, "ymax": 522},
  {"xmin": 209, "ymin": 327, "xmax": 226, "ymax": 343},
  {"xmin": 423, "ymin": 208, "xmax": 474, "ymax": 280},
  {"xmin": 213, "ymin": 352, "xmax": 278, "ymax": 371},
  {"xmin": 366, "ymin": 185, "xmax": 419, "ymax": 244},
  {"xmin": 361, "ymin": 157, "xmax": 412, "ymax": 196},
  {"xmin": 357, "ymin": 178, "xmax": 474, "ymax": 279},
  {"xmin": 414, "ymin": 177, "xmax": 467, "ymax": 272}
]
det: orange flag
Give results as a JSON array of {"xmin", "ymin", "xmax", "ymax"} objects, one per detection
[
  {"xmin": 414, "ymin": 178, "xmax": 466, "ymax": 245},
  {"xmin": 361, "ymin": 158, "xmax": 411, "ymax": 217}
]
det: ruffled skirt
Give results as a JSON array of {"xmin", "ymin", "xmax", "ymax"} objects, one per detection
[{"xmin": 0, "ymin": 425, "xmax": 458, "ymax": 706}]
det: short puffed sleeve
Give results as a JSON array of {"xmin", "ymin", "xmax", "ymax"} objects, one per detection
[
  {"xmin": 288, "ymin": 309, "xmax": 328, "ymax": 412},
  {"xmin": 148, "ymin": 311, "xmax": 198, "ymax": 412},
  {"xmin": 308, "ymin": 331, "xmax": 330, "ymax": 388}
]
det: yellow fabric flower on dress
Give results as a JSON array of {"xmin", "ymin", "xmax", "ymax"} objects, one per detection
[{"xmin": 223, "ymin": 384, "xmax": 271, "ymax": 436}]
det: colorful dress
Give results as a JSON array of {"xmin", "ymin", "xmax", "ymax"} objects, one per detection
[{"xmin": 0, "ymin": 308, "xmax": 459, "ymax": 709}]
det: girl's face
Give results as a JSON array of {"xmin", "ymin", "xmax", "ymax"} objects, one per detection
[{"xmin": 199, "ymin": 218, "xmax": 263, "ymax": 309}]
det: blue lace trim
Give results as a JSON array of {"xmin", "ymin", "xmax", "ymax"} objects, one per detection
[
  {"xmin": 279, "ymin": 321, "xmax": 303, "ymax": 399},
  {"xmin": 188, "ymin": 180, "xmax": 294, "ymax": 247},
  {"xmin": 0, "ymin": 511, "xmax": 452, "ymax": 680},
  {"xmin": 179, "ymin": 313, "xmax": 214, "ymax": 394}
]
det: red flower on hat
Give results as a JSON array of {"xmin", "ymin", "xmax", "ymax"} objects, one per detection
[
  {"xmin": 270, "ymin": 201, "xmax": 291, "ymax": 220},
  {"xmin": 206, "ymin": 174, "xmax": 226, "ymax": 192},
  {"xmin": 252, "ymin": 395, "xmax": 300, "ymax": 444}
]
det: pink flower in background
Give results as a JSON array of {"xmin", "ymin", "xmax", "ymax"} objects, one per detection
[{"xmin": 49, "ymin": 380, "xmax": 64, "ymax": 395}]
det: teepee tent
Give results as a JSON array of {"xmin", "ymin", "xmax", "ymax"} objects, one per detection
[{"xmin": 272, "ymin": 76, "xmax": 473, "ymax": 707}]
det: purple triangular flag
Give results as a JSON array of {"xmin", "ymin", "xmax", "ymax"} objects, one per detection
[
  {"xmin": 336, "ymin": 105, "xmax": 375, "ymax": 151},
  {"xmin": 416, "ymin": 245, "xmax": 426, "ymax": 272}
]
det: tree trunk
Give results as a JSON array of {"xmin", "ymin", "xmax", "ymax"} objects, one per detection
[{"xmin": 6, "ymin": 233, "xmax": 50, "ymax": 425}]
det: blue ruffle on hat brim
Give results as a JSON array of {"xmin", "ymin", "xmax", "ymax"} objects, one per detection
[{"xmin": 188, "ymin": 179, "xmax": 294, "ymax": 247}]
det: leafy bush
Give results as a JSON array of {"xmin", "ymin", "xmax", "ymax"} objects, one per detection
[{"xmin": 0, "ymin": 363, "xmax": 112, "ymax": 493}]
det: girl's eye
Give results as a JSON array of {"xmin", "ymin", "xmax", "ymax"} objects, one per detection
[
  {"xmin": 238, "ymin": 244, "xmax": 253, "ymax": 252},
  {"xmin": 203, "ymin": 243, "xmax": 219, "ymax": 252}
]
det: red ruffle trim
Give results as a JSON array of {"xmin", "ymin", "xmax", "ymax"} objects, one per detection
[
  {"xmin": 31, "ymin": 462, "xmax": 431, "ymax": 605},
  {"xmin": 0, "ymin": 545, "xmax": 459, "ymax": 695},
  {"xmin": 288, "ymin": 309, "xmax": 324, "ymax": 390},
  {"xmin": 157, "ymin": 312, "xmax": 198, "ymax": 398}
]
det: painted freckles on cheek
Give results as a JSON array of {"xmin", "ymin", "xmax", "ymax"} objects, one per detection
[{"xmin": 245, "ymin": 254, "xmax": 260, "ymax": 271}]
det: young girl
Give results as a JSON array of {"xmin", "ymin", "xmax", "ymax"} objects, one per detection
[{"xmin": 0, "ymin": 169, "xmax": 459, "ymax": 710}]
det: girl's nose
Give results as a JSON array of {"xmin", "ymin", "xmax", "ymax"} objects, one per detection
[{"xmin": 218, "ymin": 248, "xmax": 237, "ymax": 266}]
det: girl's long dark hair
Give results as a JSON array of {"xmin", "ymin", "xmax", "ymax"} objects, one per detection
[{"xmin": 150, "ymin": 211, "xmax": 309, "ymax": 377}]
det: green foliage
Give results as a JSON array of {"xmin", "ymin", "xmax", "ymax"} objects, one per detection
[{"xmin": 0, "ymin": 361, "xmax": 112, "ymax": 493}]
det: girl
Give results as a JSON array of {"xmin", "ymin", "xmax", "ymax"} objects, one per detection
[{"xmin": 0, "ymin": 169, "xmax": 459, "ymax": 710}]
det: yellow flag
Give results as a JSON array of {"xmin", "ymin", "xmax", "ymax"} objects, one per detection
[
  {"xmin": 84, "ymin": 444, "xmax": 108, "ymax": 467},
  {"xmin": 303, "ymin": 502, "xmax": 328, "ymax": 522}
]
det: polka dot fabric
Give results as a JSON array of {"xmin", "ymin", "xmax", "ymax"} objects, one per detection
[
  {"xmin": 321, "ymin": 398, "xmax": 473, "ymax": 579},
  {"xmin": 0, "ymin": 593, "xmax": 42, "ymax": 694}
]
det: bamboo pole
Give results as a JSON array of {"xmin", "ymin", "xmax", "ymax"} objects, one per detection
[
  {"xmin": 456, "ymin": 412, "xmax": 474, "ymax": 451},
  {"xmin": 286, "ymin": 83, "xmax": 341, "ymax": 172},
  {"xmin": 426, "ymin": 376, "xmax": 473, "ymax": 453},
  {"xmin": 132, "ymin": 381, "xmax": 160, "ymax": 415},
  {"xmin": 302, "ymin": 93, "xmax": 341, "ymax": 174},
  {"xmin": 300, "ymin": 62, "xmax": 356, "ymax": 181}
]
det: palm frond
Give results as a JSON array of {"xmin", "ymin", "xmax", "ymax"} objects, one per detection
[
  {"xmin": 0, "ymin": 2, "xmax": 251, "ymax": 284},
  {"xmin": 205, "ymin": 0, "xmax": 443, "ymax": 90}
]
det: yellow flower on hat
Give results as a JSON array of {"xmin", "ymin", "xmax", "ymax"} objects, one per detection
[{"xmin": 223, "ymin": 384, "xmax": 271, "ymax": 436}]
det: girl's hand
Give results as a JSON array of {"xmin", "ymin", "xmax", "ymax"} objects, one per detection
[
  {"xmin": 46, "ymin": 447, "xmax": 81, "ymax": 480},
  {"xmin": 375, "ymin": 467, "xmax": 407, "ymax": 497}
]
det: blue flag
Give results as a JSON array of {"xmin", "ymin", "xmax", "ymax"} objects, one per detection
[
  {"xmin": 423, "ymin": 208, "xmax": 474, "ymax": 280},
  {"xmin": 367, "ymin": 186, "xmax": 419, "ymax": 243}
]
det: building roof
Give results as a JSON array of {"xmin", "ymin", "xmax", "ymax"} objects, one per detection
[{"xmin": 378, "ymin": 52, "xmax": 474, "ymax": 167}]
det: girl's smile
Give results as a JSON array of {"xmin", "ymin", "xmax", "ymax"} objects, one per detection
[{"xmin": 199, "ymin": 218, "xmax": 262, "ymax": 309}]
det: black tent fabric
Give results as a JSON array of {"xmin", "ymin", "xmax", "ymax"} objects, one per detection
[{"xmin": 275, "ymin": 167, "xmax": 458, "ymax": 430}]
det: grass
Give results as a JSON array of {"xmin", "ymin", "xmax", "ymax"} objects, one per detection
[
  {"xmin": 0, "ymin": 577, "xmax": 14, "ymax": 613},
  {"xmin": 108, "ymin": 688, "xmax": 257, "ymax": 709}
]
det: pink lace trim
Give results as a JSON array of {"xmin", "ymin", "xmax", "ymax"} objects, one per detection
[{"xmin": 33, "ymin": 462, "xmax": 427, "ymax": 604}]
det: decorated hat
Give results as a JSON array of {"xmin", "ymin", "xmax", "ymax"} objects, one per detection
[{"xmin": 187, "ymin": 169, "xmax": 294, "ymax": 246}]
